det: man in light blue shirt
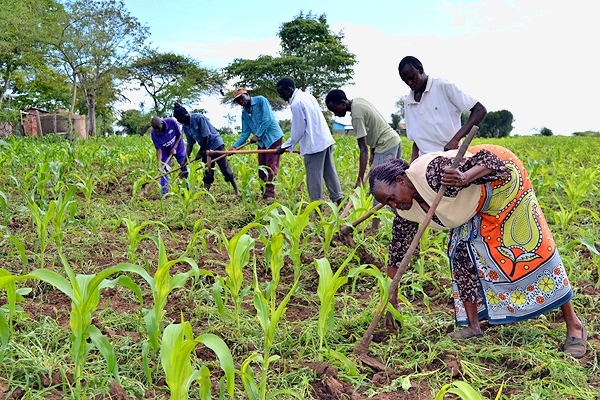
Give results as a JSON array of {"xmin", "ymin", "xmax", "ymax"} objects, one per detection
[
  {"xmin": 229, "ymin": 88, "xmax": 283, "ymax": 201},
  {"xmin": 275, "ymin": 77, "xmax": 343, "ymax": 205},
  {"xmin": 172, "ymin": 103, "xmax": 240, "ymax": 196}
]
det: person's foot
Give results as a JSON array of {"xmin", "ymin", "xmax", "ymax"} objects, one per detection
[
  {"xmin": 563, "ymin": 324, "xmax": 587, "ymax": 358},
  {"xmin": 448, "ymin": 326, "xmax": 483, "ymax": 339},
  {"xmin": 231, "ymin": 181, "xmax": 241, "ymax": 196}
]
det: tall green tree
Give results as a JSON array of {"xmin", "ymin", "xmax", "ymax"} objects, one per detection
[
  {"xmin": 53, "ymin": 0, "xmax": 148, "ymax": 137},
  {"xmin": 0, "ymin": 0, "xmax": 62, "ymax": 108},
  {"xmin": 116, "ymin": 107, "xmax": 151, "ymax": 135},
  {"xmin": 129, "ymin": 49, "xmax": 222, "ymax": 116},
  {"xmin": 9, "ymin": 64, "xmax": 72, "ymax": 111},
  {"xmin": 478, "ymin": 109, "xmax": 514, "ymax": 138},
  {"xmin": 224, "ymin": 12, "xmax": 356, "ymax": 108},
  {"xmin": 390, "ymin": 95, "xmax": 405, "ymax": 130}
]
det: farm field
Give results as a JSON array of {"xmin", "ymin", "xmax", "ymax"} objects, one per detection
[{"xmin": 0, "ymin": 133, "xmax": 599, "ymax": 399}]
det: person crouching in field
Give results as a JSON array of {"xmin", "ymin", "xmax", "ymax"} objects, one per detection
[
  {"xmin": 150, "ymin": 116, "xmax": 188, "ymax": 195},
  {"xmin": 369, "ymin": 144, "xmax": 587, "ymax": 358},
  {"xmin": 172, "ymin": 103, "xmax": 240, "ymax": 196}
]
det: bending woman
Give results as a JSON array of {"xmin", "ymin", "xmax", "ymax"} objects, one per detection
[{"xmin": 368, "ymin": 144, "xmax": 587, "ymax": 358}]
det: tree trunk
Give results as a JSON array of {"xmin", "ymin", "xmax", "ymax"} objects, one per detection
[
  {"xmin": 68, "ymin": 72, "xmax": 77, "ymax": 139},
  {"xmin": 0, "ymin": 69, "xmax": 12, "ymax": 109},
  {"xmin": 87, "ymin": 93, "xmax": 96, "ymax": 137}
]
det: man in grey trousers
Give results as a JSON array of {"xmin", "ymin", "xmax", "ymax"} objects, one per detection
[{"xmin": 275, "ymin": 77, "xmax": 344, "ymax": 205}]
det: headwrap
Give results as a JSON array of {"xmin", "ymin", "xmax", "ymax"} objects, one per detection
[{"xmin": 173, "ymin": 103, "xmax": 188, "ymax": 118}]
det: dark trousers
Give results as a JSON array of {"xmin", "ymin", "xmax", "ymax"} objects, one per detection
[
  {"xmin": 258, "ymin": 138, "xmax": 282, "ymax": 198},
  {"xmin": 202, "ymin": 145, "xmax": 235, "ymax": 184}
]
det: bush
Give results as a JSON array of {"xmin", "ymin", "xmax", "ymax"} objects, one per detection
[{"xmin": 572, "ymin": 130, "xmax": 600, "ymax": 137}]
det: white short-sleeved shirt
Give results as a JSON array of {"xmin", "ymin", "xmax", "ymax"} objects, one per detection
[{"xmin": 405, "ymin": 77, "xmax": 477, "ymax": 156}]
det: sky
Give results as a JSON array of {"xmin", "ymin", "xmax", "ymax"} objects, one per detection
[{"xmin": 119, "ymin": 0, "xmax": 598, "ymax": 136}]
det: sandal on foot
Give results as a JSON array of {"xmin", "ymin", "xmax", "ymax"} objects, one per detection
[
  {"xmin": 448, "ymin": 327, "xmax": 483, "ymax": 339},
  {"xmin": 563, "ymin": 325, "xmax": 587, "ymax": 358}
]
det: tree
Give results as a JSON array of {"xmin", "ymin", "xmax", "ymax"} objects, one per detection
[
  {"xmin": 478, "ymin": 110, "xmax": 514, "ymax": 138},
  {"xmin": 116, "ymin": 107, "xmax": 150, "ymax": 135},
  {"xmin": 389, "ymin": 95, "xmax": 406, "ymax": 130},
  {"xmin": 53, "ymin": 0, "xmax": 148, "ymax": 137},
  {"xmin": 9, "ymin": 64, "xmax": 71, "ymax": 111},
  {"xmin": 540, "ymin": 126, "xmax": 553, "ymax": 136},
  {"xmin": 224, "ymin": 12, "xmax": 356, "ymax": 108},
  {"xmin": 129, "ymin": 49, "xmax": 223, "ymax": 116},
  {"xmin": 0, "ymin": 0, "xmax": 62, "ymax": 108}
]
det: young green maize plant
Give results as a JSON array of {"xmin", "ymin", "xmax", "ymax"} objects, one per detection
[
  {"xmin": 29, "ymin": 254, "xmax": 143, "ymax": 396},
  {"xmin": 266, "ymin": 202, "xmax": 322, "ymax": 279},
  {"xmin": 0, "ymin": 229, "xmax": 28, "ymax": 273},
  {"xmin": 233, "ymin": 160, "xmax": 259, "ymax": 205},
  {"xmin": 314, "ymin": 200, "xmax": 342, "ymax": 256},
  {"xmin": 276, "ymin": 158, "xmax": 306, "ymax": 205},
  {"xmin": 259, "ymin": 231, "xmax": 285, "ymax": 309},
  {"xmin": 23, "ymin": 197, "xmax": 55, "ymax": 269},
  {"xmin": 175, "ymin": 184, "xmax": 216, "ymax": 225},
  {"xmin": 348, "ymin": 263, "xmax": 406, "ymax": 330},
  {"xmin": 74, "ymin": 173, "xmax": 97, "ymax": 208},
  {"xmin": 314, "ymin": 252, "xmax": 356, "ymax": 353},
  {"xmin": 29, "ymin": 161, "xmax": 52, "ymax": 202},
  {"xmin": 0, "ymin": 190, "xmax": 8, "ymax": 226},
  {"xmin": 558, "ymin": 168, "xmax": 598, "ymax": 210},
  {"xmin": 49, "ymin": 185, "xmax": 78, "ymax": 252},
  {"xmin": 47, "ymin": 160, "xmax": 68, "ymax": 197},
  {"xmin": 0, "ymin": 269, "xmax": 31, "ymax": 362},
  {"xmin": 342, "ymin": 185, "xmax": 380, "ymax": 235},
  {"xmin": 113, "ymin": 217, "xmax": 170, "ymax": 263},
  {"xmin": 161, "ymin": 317, "xmax": 235, "ymax": 400},
  {"xmin": 414, "ymin": 227, "xmax": 448, "ymax": 277},
  {"xmin": 122, "ymin": 234, "xmax": 204, "ymax": 353},
  {"xmin": 241, "ymin": 271, "xmax": 301, "ymax": 400},
  {"xmin": 222, "ymin": 223, "xmax": 261, "ymax": 330},
  {"xmin": 183, "ymin": 218, "xmax": 218, "ymax": 259}
]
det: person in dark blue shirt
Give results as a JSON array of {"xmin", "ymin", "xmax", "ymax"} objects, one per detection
[{"xmin": 173, "ymin": 103, "xmax": 240, "ymax": 196}]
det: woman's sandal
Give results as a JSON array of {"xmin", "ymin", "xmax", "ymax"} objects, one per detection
[
  {"xmin": 563, "ymin": 325, "xmax": 587, "ymax": 358},
  {"xmin": 448, "ymin": 327, "xmax": 484, "ymax": 339}
]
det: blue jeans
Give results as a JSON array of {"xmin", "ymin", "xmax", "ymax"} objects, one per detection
[{"xmin": 160, "ymin": 151, "xmax": 188, "ymax": 195}]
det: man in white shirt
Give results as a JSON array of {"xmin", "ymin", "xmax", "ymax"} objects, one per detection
[
  {"xmin": 383, "ymin": 56, "xmax": 487, "ymax": 329},
  {"xmin": 275, "ymin": 77, "xmax": 344, "ymax": 205},
  {"xmin": 399, "ymin": 56, "xmax": 486, "ymax": 162}
]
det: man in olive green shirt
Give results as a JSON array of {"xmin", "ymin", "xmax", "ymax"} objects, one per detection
[{"xmin": 326, "ymin": 89, "xmax": 402, "ymax": 230}]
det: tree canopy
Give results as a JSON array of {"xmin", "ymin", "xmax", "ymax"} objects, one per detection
[
  {"xmin": 223, "ymin": 12, "xmax": 357, "ymax": 108},
  {"xmin": 54, "ymin": 0, "xmax": 148, "ymax": 137},
  {"xmin": 129, "ymin": 49, "xmax": 222, "ymax": 116},
  {"xmin": 0, "ymin": 0, "xmax": 63, "ymax": 108},
  {"xmin": 478, "ymin": 109, "xmax": 514, "ymax": 138}
]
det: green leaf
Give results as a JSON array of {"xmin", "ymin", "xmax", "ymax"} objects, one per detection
[{"xmin": 87, "ymin": 325, "xmax": 118, "ymax": 381}]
